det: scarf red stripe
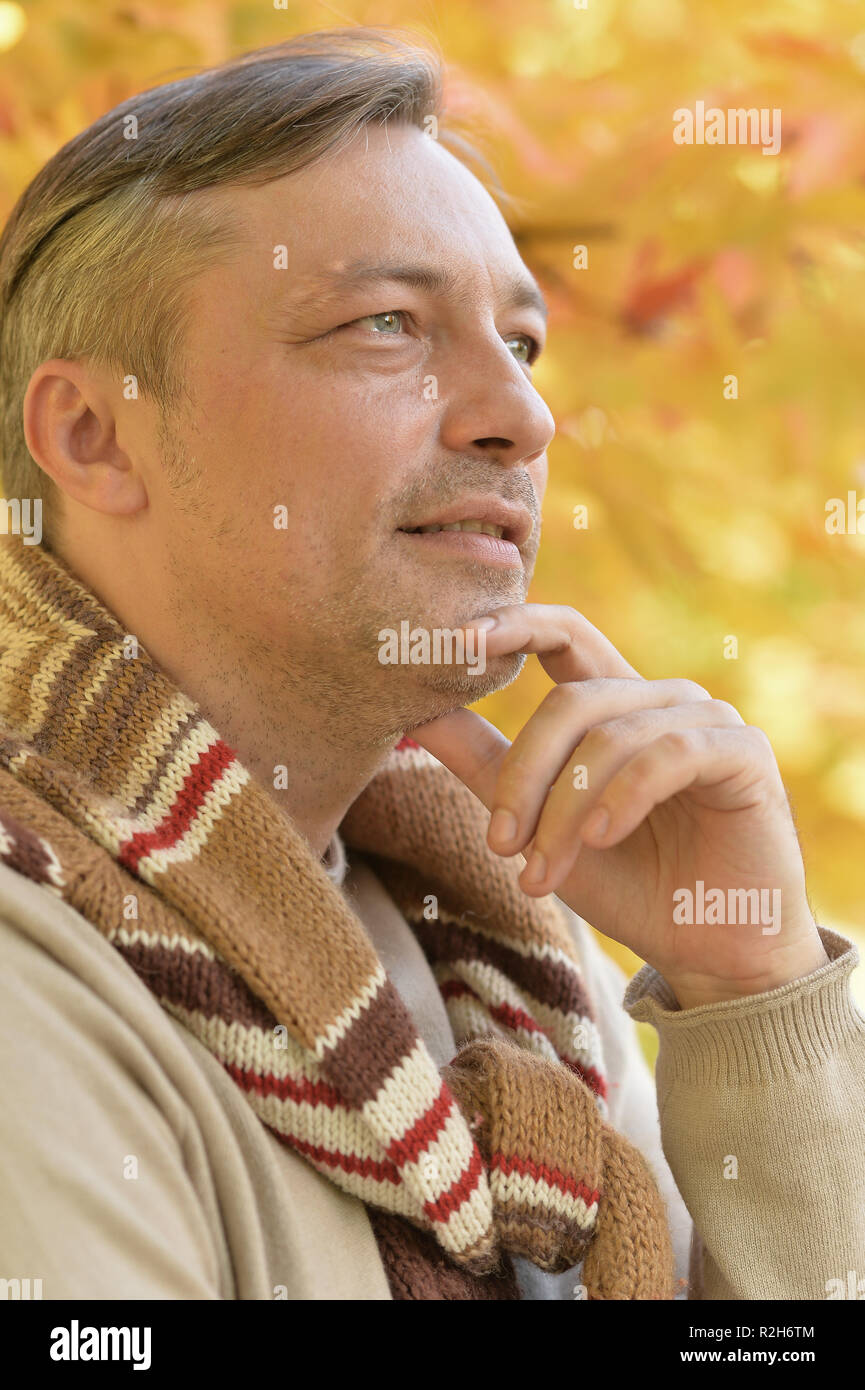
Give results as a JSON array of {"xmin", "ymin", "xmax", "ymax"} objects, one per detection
[{"xmin": 119, "ymin": 738, "xmax": 236, "ymax": 871}]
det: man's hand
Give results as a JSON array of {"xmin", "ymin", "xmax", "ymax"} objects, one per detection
[{"xmin": 406, "ymin": 604, "xmax": 829, "ymax": 1010}]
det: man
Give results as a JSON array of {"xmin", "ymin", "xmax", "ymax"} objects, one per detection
[{"xmin": 0, "ymin": 27, "xmax": 862, "ymax": 1301}]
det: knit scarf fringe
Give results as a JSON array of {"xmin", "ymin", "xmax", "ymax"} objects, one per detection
[{"xmin": 0, "ymin": 535, "xmax": 674, "ymax": 1299}]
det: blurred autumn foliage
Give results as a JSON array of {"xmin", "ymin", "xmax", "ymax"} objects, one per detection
[{"xmin": 0, "ymin": 0, "xmax": 863, "ymax": 1035}]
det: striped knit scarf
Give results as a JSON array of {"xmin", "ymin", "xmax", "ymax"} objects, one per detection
[{"xmin": 0, "ymin": 535, "xmax": 673, "ymax": 1300}]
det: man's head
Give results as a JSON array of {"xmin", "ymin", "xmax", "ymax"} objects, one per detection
[{"xmin": 1, "ymin": 28, "xmax": 555, "ymax": 741}]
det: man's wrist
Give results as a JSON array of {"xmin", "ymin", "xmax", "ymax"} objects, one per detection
[{"xmin": 667, "ymin": 934, "xmax": 831, "ymax": 1011}]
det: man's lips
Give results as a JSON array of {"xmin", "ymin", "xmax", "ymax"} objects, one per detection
[
  {"xmin": 396, "ymin": 528, "xmax": 524, "ymax": 567},
  {"xmin": 396, "ymin": 497, "xmax": 534, "ymax": 548}
]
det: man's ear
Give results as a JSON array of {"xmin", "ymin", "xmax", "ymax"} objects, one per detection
[{"xmin": 22, "ymin": 359, "xmax": 147, "ymax": 516}]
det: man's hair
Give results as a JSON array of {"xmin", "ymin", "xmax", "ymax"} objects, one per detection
[{"xmin": 0, "ymin": 26, "xmax": 498, "ymax": 552}]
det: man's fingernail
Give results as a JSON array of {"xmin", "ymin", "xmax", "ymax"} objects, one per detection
[
  {"xmin": 473, "ymin": 616, "xmax": 498, "ymax": 631},
  {"xmin": 489, "ymin": 808, "xmax": 518, "ymax": 844},
  {"xmin": 522, "ymin": 848, "xmax": 547, "ymax": 885}
]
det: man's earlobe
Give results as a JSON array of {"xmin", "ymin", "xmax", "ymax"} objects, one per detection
[{"xmin": 22, "ymin": 358, "xmax": 147, "ymax": 517}]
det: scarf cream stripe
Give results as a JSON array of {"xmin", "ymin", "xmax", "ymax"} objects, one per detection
[
  {"xmin": 432, "ymin": 964, "xmax": 606, "ymax": 1064},
  {"xmin": 109, "ymin": 927, "xmax": 218, "ymax": 961},
  {"xmin": 430, "ymin": 1181, "xmax": 497, "ymax": 1254},
  {"xmin": 366, "ymin": 1033, "xmax": 444, "ymax": 1121},
  {"xmin": 115, "ymin": 691, "xmax": 197, "ymax": 807},
  {"xmin": 428, "ymin": 904, "xmax": 591, "ymax": 971},
  {"xmin": 235, "ymin": 1097, "xmax": 408, "ymax": 1165},
  {"xmin": 405, "ymin": 1108, "xmax": 485, "ymax": 1191},
  {"xmin": 313, "ymin": 962, "xmax": 390, "ymax": 1058},
  {"xmin": 13, "ymin": 635, "xmax": 78, "ymax": 741},
  {"xmin": 490, "ymin": 1172, "xmax": 599, "ymax": 1227},
  {"xmin": 363, "ymin": 1045, "xmax": 484, "ymax": 1193},
  {"xmin": 445, "ymin": 997, "xmax": 509, "ymax": 1044},
  {"xmin": 73, "ymin": 750, "xmax": 250, "ymax": 865},
  {"xmin": 434, "ymin": 959, "xmax": 604, "ymax": 1063},
  {"xmin": 166, "ymin": 1007, "xmax": 326, "ymax": 1080},
  {"xmin": 65, "ymin": 647, "xmax": 125, "ymax": 745},
  {"xmin": 134, "ymin": 762, "xmax": 252, "ymax": 878},
  {"xmin": 0, "ymin": 553, "xmax": 97, "ymax": 739},
  {"xmin": 111, "ymin": 718, "xmax": 230, "ymax": 832}
]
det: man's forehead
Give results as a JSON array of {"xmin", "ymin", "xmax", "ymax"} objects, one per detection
[{"xmin": 203, "ymin": 128, "xmax": 548, "ymax": 322}]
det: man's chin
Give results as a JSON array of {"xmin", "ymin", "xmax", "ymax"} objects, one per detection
[
  {"xmin": 404, "ymin": 649, "xmax": 526, "ymax": 708},
  {"xmin": 365, "ymin": 651, "xmax": 526, "ymax": 750}
]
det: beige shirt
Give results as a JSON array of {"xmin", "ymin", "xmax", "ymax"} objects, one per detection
[{"xmin": 1, "ymin": 840, "xmax": 863, "ymax": 1300}]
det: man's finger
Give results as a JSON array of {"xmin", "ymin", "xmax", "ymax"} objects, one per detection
[
  {"xmin": 467, "ymin": 604, "xmax": 642, "ymax": 685},
  {"xmin": 406, "ymin": 707, "xmax": 510, "ymax": 810}
]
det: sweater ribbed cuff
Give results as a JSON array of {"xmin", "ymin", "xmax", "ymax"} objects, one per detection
[{"xmin": 623, "ymin": 927, "xmax": 865, "ymax": 1085}]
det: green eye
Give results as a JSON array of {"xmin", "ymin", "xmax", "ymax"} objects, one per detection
[
  {"xmin": 356, "ymin": 311, "xmax": 404, "ymax": 334},
  {"xmin": 348, "ymin": 314, "xmax": 538, "ymax": 361},
  {"xmin": 506, "ymin": 334, "xmax": 537, "ymax": 363}
]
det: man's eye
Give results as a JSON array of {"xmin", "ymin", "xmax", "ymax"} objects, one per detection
[
  {"xmin": 506, "ymin": 333, "xmax": 540, "ymax": 364},
  {"xmin": 344, "ymin": 314, "xmax": 540, "ymax": 362},
  {"xmin": 352, "ymin": 310, "xmax": 404, "ymax": 335}
]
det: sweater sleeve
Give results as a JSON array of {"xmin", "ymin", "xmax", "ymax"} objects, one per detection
[
  {"xmin": 623, "ymin": 925, "xmax": 865, "ymax": 1300},
  {"xmin": 0, "ymin": 904, "xmax": 229, "ymax": 1299}
]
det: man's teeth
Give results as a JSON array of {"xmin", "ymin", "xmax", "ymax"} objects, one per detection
[{"xmin": 410, "ymin": 520, "xmax": 504, "ymax": 538}]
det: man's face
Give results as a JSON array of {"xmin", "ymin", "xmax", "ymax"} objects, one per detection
[{"xmin": 149, "ymin": 121, "xmax": 555, "ymax": 735}]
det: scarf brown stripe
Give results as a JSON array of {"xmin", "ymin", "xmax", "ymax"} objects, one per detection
[
  {"xmin": 412, "ymin": 915, "xmax": 595, "ymax": 1024},
  {"xmin": 113, "ymin": 938, "xmax": 278, "ymax": 1032}
]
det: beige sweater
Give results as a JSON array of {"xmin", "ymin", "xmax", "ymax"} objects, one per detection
[{"xmin": 1, "ymin": 833, "xmax": 863, "ymax": 1300}]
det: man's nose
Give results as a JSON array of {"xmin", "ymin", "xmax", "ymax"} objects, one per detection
[{"xmin": 436, "ymin": 338, "xmax": 556, "ymax": 468}]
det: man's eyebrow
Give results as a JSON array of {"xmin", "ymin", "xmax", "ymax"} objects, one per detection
[{"xmin": 289, "ymin": 260, "xmax": 549, "ymax": 323}]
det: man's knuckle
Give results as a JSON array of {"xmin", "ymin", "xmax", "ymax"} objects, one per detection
[
  {"xmin": 582, "ymin": 722, "xmax": 618, "ymax": 756},
  {"xmin": 556, "ymin": 605, "xmax": 579, "ymax": 629},
  {"xmin": 709, "ymin": 698, "xmax": 745, "ymax": 725},
  {"xmin": 659, "ymin": 728, "xmax": 696, "ymax": 757},
  {"xmin": 545, "ymin": 681, "xmax": 584, "ymax": 714},
  {"xmin": 618, "ymin": 755, "xmax": 650, "ymax": 790},
  {"xmin": 745, "ymin": 724, "xmax": 774, "ymax": 755},
  {"xmin": 677, "ymin": 679, "xmax": 712, "ymax": 702}
]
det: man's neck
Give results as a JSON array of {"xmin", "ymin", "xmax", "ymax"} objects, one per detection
[
  {"xmin": 154, "ymin": 643, "xmax": 400, "ymax": 857},
  {"xmin": 196, "ymin": 691, "xmax": 393, "ymax": 858}
]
